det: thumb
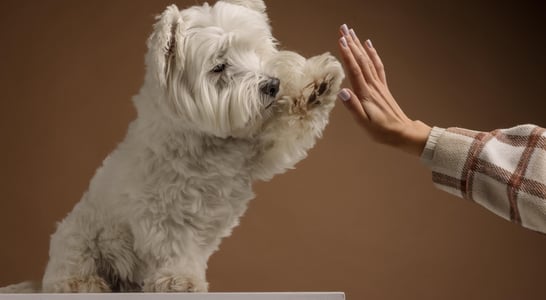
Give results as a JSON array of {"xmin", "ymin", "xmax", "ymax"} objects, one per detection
[{"xmin": 337, "ymin": 88, "xmax": 369, "ymax": 122}]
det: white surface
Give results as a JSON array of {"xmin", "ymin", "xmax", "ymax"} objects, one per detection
[{"xmin": 0, "ymin": 292, "xmax": 344, "ymax": 300}]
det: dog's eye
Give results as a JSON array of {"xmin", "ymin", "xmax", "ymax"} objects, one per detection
[{"xmin": 211, "ymin": 64, "xmax": 226, "ymax": 73}]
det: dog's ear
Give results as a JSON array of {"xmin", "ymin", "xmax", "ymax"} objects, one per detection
[
  {"xmin": 147, "ymin": 5, "xmax": 186, "ymax": 88},
  {"xmin": 220, "ymin": 0, "xmax": 267, "ymax": 14}
]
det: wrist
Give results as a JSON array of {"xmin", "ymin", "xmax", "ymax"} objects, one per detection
[{"xmin": 401, "ymin": 120, "xmax": 432, "ymax": 157}]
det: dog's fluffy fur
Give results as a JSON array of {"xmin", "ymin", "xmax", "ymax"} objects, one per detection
[{"xmin": 1, "ymin": 0, "xmax": 343, "ymax": 293}]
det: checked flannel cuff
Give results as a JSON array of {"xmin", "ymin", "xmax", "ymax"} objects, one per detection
[{"xmin": 421, "ymin": 125, "xmax": 546, "ymax": 233}]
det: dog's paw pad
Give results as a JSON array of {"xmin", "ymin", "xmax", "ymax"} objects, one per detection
[
  {"xmin": 307, "ymin": 92, "xmax": 318, "ymax": 105},
  {"xmin": 307, "ymin": 76, "xmax": 334, "ymax": 106},
  {"xmin": 317, "ymin": 82, "xmax": 328, "ymax": 96}
]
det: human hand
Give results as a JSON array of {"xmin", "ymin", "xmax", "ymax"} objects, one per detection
[{"xmin": 337, "ymin": 24, "xmax": 431, "ymax": 156}]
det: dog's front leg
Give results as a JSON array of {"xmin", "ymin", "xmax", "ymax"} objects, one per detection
[
  {"xmin": 131, "ymin": 215, "xmax": 209, "ymax": 292},
  {"xmin": 141, "ymin": 259, "xmax": 208, "ymax": 292},
  {"xmin": 250, "ymin": 52, "xmax": 344, "ymax": 180}
]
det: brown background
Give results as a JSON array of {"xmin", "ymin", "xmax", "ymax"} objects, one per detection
[{"xmin": 1, "ymin": 0, "xmax": 545, "ymax": 299}]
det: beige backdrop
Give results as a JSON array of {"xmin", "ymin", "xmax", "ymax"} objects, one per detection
[{"xmin": 1, "ymin": 0, "xmax": 545, "ymax": 299}]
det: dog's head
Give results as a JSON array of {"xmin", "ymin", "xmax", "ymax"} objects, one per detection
[{"xmin": 144, "ymin": 0, "xmax": 279, "ymax": 138}]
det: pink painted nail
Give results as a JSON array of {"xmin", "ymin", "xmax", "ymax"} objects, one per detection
[
  {"xmin": 338, "ymin": 89, "xmax": 351, "ymax": 101},
  {"xmin": 340, "ymin": 36, "xmax": 348, "ymax": 48},
  {"xmin": 365, "ymin": 39, "xmax": 373, "ymax": 48},
  {"xmin": 340, "ymin": 24, "xmax": 350, "ymax": 36},
  {"xmin": 349, "ymin": 29, "xmax": 357, "ymax": 40}
]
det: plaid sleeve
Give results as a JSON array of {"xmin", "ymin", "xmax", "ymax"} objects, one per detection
[{"xmin": 421, "ymin": 124, "xmax": 546, "ymax": 233}]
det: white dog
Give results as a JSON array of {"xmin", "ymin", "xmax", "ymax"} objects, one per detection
[{"xmin": 2, "ymin": 0, "xmax": 343, "ymax": 293}]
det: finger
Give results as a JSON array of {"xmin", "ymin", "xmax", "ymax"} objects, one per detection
[
  {"xmin": 339, "ymin": 23, "xmax": 351, "ymax": 37},
  {"xmin": 341, "ymin": 25, "xmax": 375, "ymax": 85},
  {"xmin": 338, "ymin": 88, "xmax": 369, "ymax": 122},
  {"xmin": 363, "ymin": 39, "xmax": 387, "ymax": 85},
  {"xmin": 341, "ymin": 24, "xmax": 375, "ymax": 81},
  {"xmin": 344, "ymin": 31, "xmax": 400, "ymax": 117},
  {"xmin": 348, "ymin": 28, "xmax": 380, "ymax": 82},
  {"xmin": 338, "ymin": 35, "xmax": 370, "ymax": 99}
]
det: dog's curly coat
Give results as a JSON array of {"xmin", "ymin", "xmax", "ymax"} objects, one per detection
[{"xmin": 2, "ymin": 0, "xmax": 344, "ymax": 293}]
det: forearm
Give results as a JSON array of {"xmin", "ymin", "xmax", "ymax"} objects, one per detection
[{"xmin": 421, "ymin": 124, "xmax": 546, "ymax": 233}]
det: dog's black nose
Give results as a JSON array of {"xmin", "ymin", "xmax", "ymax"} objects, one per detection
[{"xmin": 260, "ymin": 78, "xmax": 280, "ymax": 97}]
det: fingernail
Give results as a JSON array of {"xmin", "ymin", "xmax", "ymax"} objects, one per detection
[
  {"xmin": 340, "ymin": 36, "xmax": 348, "ymax": 48},
  {"xmin": 340, "ymin": 24, "xmax": 350, "ymax": 36},
  {"xmin": 338, "ymin": 89, "xmax": 351, "ymax": 101},
  {"xmin": 365, "ymin": 39, "xmax": 373, "ymax": 48},
  {"xmin": 349, "ymin": 29, "xmax": 357, "ymax": 40}
]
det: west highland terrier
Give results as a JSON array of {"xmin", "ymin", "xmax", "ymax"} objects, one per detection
[{"xmin": 1, "ymin": 0, "xmax": 343, "ymax": 293}]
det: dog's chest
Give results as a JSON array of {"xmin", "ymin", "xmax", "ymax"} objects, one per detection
[{"xmin": 138, "ymin": 140, "xmax": 256, "ymax": 229}]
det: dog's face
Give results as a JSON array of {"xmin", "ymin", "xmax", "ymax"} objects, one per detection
[{"xmin": 145, "ymin": 0, "xmax": 280, "ymax": 138}]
